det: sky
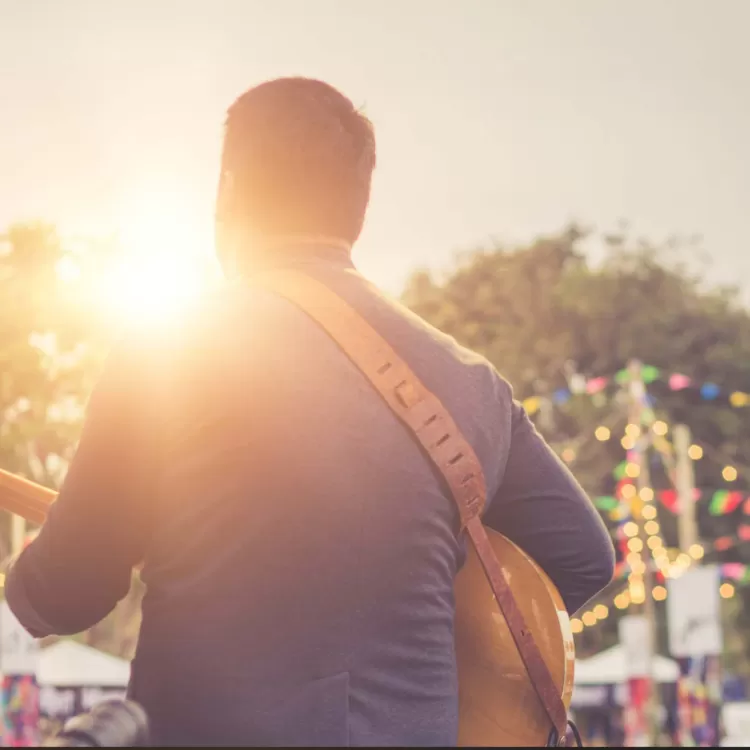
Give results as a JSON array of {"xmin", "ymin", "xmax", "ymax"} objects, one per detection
[{"xmin": 1, "ymin": 0, "xmax": 749, "ymax": 297}]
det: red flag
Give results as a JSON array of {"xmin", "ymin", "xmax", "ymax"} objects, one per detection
[
  {"xmin": 714, "ymin": 536, "xmax": 734, "ymax": 551},
  {"xmin": 659, "ymin": 489, "xmax": 678, "ymax": 512},
  {"xmin": 586, "ymin": 376, "xmax": 609, "ymax": 394},
  {"xmin": 727, "ymin": 492, "xmax": 745, "ymax": 514}
]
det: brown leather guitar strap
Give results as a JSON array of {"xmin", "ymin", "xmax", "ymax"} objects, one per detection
[{"xmin": 253, "ymin": 270, "xmax": 568, "ymax": 740}]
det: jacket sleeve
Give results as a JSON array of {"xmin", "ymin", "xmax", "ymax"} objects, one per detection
[
  {"xmin": 5, "ymin": 337, "xmax": 162, "ymax": 637},
  {"xmin": 483, "ymin": 397, "xmax": 615, "ymax": 615}
]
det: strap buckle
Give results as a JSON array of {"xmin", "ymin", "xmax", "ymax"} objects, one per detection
[{"xmin": 394, "ymin": 379, "xmax": 420, "ymax": 409}]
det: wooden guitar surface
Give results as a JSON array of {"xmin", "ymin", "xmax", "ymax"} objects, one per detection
[
  {"xmin": 0, "ymin": 467, "xmax": 574, "ymax": 746},
  {"xmin": 455, "ymin": 526, "xmax": 575, "ymax": 746}
]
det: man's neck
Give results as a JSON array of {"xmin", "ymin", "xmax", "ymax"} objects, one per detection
[{"xmin": 229, "ymin": 235, "xmax": 355, "ymax": 278}]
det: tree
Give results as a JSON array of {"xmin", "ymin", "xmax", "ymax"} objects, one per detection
[
  {"xmin": 0, "ymin": 222, "xmax": 141, "ymax": 658},
  {"xmin": 403, "ymin": 225, "xmax": 750, "ymax": 673}
]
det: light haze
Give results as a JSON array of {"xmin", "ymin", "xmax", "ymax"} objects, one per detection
[{"xmin": 1, "ymin": 0, "xmax": 748, "ymax": 295}]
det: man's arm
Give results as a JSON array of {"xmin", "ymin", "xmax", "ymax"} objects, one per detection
[
  {"xmin": 5, "ymin": 338, "xmax": 161, "ymax": 637},
  {"xmin": 484, "ymin": 397, "xmax": 615, "ymax": 615}
]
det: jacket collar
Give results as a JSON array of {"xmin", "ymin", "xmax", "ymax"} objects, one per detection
[{"xmin": 234, "ymin": 235, "xmax": 355, "ymax": 277}]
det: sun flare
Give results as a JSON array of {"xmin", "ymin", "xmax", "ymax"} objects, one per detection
[
  {"xmin": 100, "ymin": 252, "xmax": 206, "ymax": 326},
  {"xmin": 98, "ymin": 187, "xmax": 218, "ymax": 325}
]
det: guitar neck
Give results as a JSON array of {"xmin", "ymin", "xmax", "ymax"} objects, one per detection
[{"xmin": 0, "ymin": 469, "xmax": 58, "ymax": 525}]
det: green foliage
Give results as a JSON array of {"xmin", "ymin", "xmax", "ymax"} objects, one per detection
[
  {"xmin": 0, "ymin": 222, "xmax": 140, "ymax": 655},
  {"xmin": 0, "ymin": 224, "xmax": 112, "ymax": 484}
]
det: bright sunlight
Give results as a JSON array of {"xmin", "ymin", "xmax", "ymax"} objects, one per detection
[
  {"xmin": 62, "ymin": 184, "xmax": 219, "ymax": 327},
  {"xmin": 104, "ymin": 187, "xmax": 214, "ymax": 324}
]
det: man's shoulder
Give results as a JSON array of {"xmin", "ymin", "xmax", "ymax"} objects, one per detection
[{"xmin": 356, "ymin": 274, "xmax": 511, "ymax": 395}]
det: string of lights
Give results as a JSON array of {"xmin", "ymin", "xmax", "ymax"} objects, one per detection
[{"xmin": 567, "ymin": 403, "xmax": 745, "ymax": 635}]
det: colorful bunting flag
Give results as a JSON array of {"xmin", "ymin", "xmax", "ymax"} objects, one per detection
[
  {"xmin": 709, "ymin": 490, "xmax": 744, "ymax": 516},
  {"xmin": 652, "ymin": 488, "xmax": 749, "ymax": 517},
  {"xmin": 669, "ymin": 373, "xmax": 692, "ymax": 390},
  {"xmin": 660, "ymin": 489, "xmax": 679, "ymax": 513},
  {"xmin": 522, "ymin": 365, "xmax": 747, "ymax": 422},
  {"xmin": 722, "ymin": 563, "xmax": 749, "ymax": 580},
  {"xmin": 657, "ymin": 488, "xmax": 702, "ymax": 513},
  {"xmin": 613, "ymin": 461, "xmax": 628, "ymax": 481},
  {"xmin": 586, "ymin": 376, "xmax": 609, "ymax": 394},
  {"xmin": 714, "ymin": 536, "xmax": 734, "ymax": 551},
  {"xmin": 594, "ymin": 496, "xmax": 619, "ymax": 512},
  {"xmin": 700, "ymin": 383, "xmax": 721, "ymax": 400},
  {"xmin": 738, "ymin": 525, "xmax": 750, "ymax": 542}
]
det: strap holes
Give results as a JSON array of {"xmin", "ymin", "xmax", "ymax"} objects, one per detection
[
  {"xmin": 436, "ymin": 433, "xmax": 450, "ymax": 447},
  {"xmin": 424, "ymin": 414, "xmax": 438, "ymax": 427},
  {"xmin": 461, "ymin": 473, "xmax": 475, "ymax": 485},
  {"xmin": 448, "ymin": 452, "xmax": 464, "ymax": 466},
  {"xmin": 377, "ymin": 362, "xmax": 392, "ymax": 375}
]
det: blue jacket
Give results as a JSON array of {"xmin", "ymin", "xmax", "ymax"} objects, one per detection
[{"xmin": 6, "ymin": 245, "xmax": 614, "ymax": 746}]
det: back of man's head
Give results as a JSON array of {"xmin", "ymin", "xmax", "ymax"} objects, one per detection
[{"xmin": 217, "ymin": 78, "xmax": 376, "ymax": 256}]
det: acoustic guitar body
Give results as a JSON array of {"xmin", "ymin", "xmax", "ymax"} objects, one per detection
[{"xmin": 455, "ymin": 526, "xmax": 575, "ymax": 747}]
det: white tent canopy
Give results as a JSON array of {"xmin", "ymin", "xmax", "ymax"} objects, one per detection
[
  {"xmin": 574, "ymin": 644, "xmax": 680, "ymax": 685},
  {"xmin": 36, "ymin": 640, "xmax": 130, "ymax": 688}
]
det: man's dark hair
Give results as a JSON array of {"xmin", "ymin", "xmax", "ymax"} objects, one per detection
[{"xmin": 218, "ymin": 77, "xmax": 376, "ymax": 246}]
